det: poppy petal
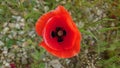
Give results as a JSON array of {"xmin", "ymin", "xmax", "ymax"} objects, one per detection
[
  {"xmin": 53, "ymin": 5, "xmax": 74, "ymax": 28},
  {"xmin": 59, "ymin": 29, "xmax": 81, "ymax": 58},
  {"xmin": 53, "ymin": 5, "xmax": 71, "ymax": 18},
  {"xmin": 35, "ymin": 12, "xmax": 54, "ymax": 36},
  {"xmin": 40, "ymin": 30, "xmax": 81, "ymax": 58},
  {"xmin": 43, "ymin": 16, "xmax": 77, "ymax": 50}
]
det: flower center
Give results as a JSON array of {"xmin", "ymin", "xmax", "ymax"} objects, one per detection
[
  {"xmin": 57, "ymin": 30, "xmax": 63, "ymax": 37},
  {"xmin": 51, "ymin": 27, "xmax": 66, "ymax": 42}
]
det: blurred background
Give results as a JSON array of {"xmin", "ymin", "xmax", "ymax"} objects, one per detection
[{"xmin": 0, "ymin": 0, "xmax": 120, "ymax": 68}]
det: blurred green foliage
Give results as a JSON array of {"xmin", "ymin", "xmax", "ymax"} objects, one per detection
[{"xmin": 0, "ymin": 0, "xmax": 120, "ymax": 68}]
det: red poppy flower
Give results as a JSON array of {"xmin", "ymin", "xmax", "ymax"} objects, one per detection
[{"xmin": 35, "ymin": 5, "xmax": 81, "ymax": 58}]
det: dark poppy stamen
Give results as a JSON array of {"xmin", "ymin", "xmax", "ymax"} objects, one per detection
[
  {"xmin": 51, "ymin": 27, "xmax": 66, "ymax": 42},
  {"xmin": 56, "ymin": 27, "xmax": 61, "ymax": 32},
  {"xmin": 63, "ymin": 30, "xmax": 66, "ymax": 36},
  {"xmin": 51, "ymin": 31, "xmax": 56, "ymax": 38},
  {"xmin": 57, "ymin": 37, "xmax": 63, "ymax": 42}
]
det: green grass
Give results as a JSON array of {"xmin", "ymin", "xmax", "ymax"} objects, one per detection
[{"xmin": 0, "ymin": 0, "xmax": 120, "ymax": 68}]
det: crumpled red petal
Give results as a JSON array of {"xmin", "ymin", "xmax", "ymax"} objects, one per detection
[
  {"xmin": 43, "ymin": 16, "xmax": 77, "ymax": 50},
  {"xmin": 40, "ymin": 27, "xmax": 81, "ymax": 58},
  {"xmin": 35, "ymin": 5, "xmax": 73, "ymax": 36},
  {"xmin": 35, "ymin": 12, "xmax": 54, "ymax": 36}
]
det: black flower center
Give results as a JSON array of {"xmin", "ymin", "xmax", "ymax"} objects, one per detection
[{"xmin": 51, "ymin": 27, "xmax": 66, "ymax": 42}]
